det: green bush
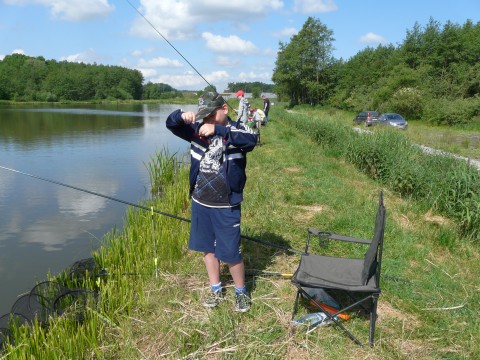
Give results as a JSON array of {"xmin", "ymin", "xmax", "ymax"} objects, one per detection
[
  {"xmin": 381, "ymin": 87, "xmax": 424, "ymax": 120},
  {"xmin": 423, "ymin": 97, "xmax": 480, "ymax": 125}
]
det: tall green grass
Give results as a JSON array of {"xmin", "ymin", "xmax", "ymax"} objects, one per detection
[{"xmin": 285, "ymin": 110, "xmax": 480, "ymax": 240}]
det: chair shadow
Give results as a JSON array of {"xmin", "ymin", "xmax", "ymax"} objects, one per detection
[{"xmin": 221, "ymin": 231, "xmax": 301, "ymax": 294}]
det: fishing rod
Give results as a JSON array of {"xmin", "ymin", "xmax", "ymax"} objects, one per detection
[
  {"xmin": 124, "ymin": 0, "xmax": 238, "ymax": 112},
  {"xmin": 0, "ymin": 165, "xmax": 303, "ymax": 255},
  {"xmin": 0, "ymin": 165, "xmax": 189, "ymax": 223},
  {"xmin": 124, "ymin": 0, "xmax": 215, "ymax": 92}
]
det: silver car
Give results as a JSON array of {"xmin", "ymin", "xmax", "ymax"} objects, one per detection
[{"xmin": 379, "ymin": 113, "xmax": 408, "ymax": 129}]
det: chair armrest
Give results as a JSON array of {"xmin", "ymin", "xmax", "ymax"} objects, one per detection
[{"xmin": 308, "ymin": 228, "xmax": 371, "ymax": 245}]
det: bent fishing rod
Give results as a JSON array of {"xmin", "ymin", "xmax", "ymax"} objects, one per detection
[
  {"xmin": 124, "ymin": 0, "xmax": 236, "ymax": 111},
  {"xmin": 0, "ymin": 165, "xmax": 303, "ymax": 255},
  {"xmin": 124, "ymin": 0, "xmax": 214, "ymax": 92}
]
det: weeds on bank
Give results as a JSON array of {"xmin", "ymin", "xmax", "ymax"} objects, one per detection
[{"xmin": 285, "ymin": 109, "xmax": 480, "ymax": 241}]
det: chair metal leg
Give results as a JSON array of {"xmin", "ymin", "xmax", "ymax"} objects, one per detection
[
  {"xmin": 291, "ymin": 289, "xmax": 301, "ymax": 321},
  {"xmin": 369, "ymin": 295, "xmax": 379, "ymax": 346}
]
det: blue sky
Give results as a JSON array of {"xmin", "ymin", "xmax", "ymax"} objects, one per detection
[{"xmin": 1, "ymin": 0, "xmax": 479, "ymax": 92}]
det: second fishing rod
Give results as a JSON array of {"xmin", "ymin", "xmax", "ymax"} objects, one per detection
[{"xmin": 0, "ymin": 165, "xmax": 303, "ymax": 255}]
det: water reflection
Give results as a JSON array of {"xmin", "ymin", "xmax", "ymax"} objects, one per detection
[{"xmin": 0, "ymin": 103, "xmax": 195, "ymax": 315}]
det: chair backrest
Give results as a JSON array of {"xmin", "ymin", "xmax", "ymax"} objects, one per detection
[{"xmin": 361, "ymin": 192, "xmax": 386, "ymax": 285}]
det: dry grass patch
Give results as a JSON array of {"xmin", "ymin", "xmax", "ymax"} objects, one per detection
[
  {"xmin": 424, "ymin": 209, "xmax": 451, "ymax": 226},
  {"xmin": 397, "ymin": 214, "xmax": 413, "ymax": 231},
  {"xmin": 285, "ymin": 166, "xmax": 302, "ymax": 173},
  {"xmin": 292, "ymin": 204, "xmax": 328, "ymax": 223},
  {"xmin": 377, "ymin": 301, "xmax": 420, "ymax": 329}
]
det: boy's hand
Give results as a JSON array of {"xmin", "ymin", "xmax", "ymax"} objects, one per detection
[
  {"xmin": 181, "ymin": 111, "xmax": 196, "ymax": 124},
  {"xmin": 198, "ymin": 123, "xmax": 215, "ymax": 137}
]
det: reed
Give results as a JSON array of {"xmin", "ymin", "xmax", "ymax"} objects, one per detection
[{"xmin": 144, "ymin": 147, "xmax": 180, "ymax": 196}]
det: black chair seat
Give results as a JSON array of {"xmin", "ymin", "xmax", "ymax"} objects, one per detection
[{"xmin": 293, "ymin": 254, "xmax": 378, "ymax": 291}]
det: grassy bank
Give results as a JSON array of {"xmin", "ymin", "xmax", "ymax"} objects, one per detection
[
  {"xmin": 291, "ymin": 104, "xmax": 480, "ymax": 162},
  {"xmin": 2, "ymin": 106, "xmax": 479, "ymax": 358}
]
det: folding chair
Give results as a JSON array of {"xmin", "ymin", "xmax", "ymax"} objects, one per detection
[{"xmin": 291, "ymin": 192, "xmax": 386, "ymax": 347}]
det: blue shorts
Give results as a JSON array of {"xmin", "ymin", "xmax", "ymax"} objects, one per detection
[{"xmin": 189, "ymin": 200, "xmax": 242, "ymax": 263}]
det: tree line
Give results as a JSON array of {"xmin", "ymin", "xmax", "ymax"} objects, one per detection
[
  {"xmin": 0, "ymin": 54, "xmax": 186, "ymax": 102},
  {"xmin": 273, "ymin": 17, "xmax": 480, "ymax": 125},
  {"xmin": 0, "ymin": 54, "xmax": 274, "ymax": 102},
  {"xmin": 0, "ymin": 54, "xmax": 145, "ymax": 101}
]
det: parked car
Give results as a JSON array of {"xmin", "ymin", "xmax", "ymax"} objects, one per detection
[
  {"xmin": 378, "ymin": 113, "xmax": 408, "ymax": 129},
  {"xmin": 353, "ymin": 111, "xmax": 380, "ymax": 126}
]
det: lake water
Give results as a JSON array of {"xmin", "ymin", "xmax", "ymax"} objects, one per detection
[{"xmin": 0, "ymin": 103, "xmax": 196, "ymax": 316}]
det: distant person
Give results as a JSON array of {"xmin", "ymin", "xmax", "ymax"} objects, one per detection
[
  {"xmin": 249, "ymin": 108, "xmax": 263, "ymax": 129},
  {"xmin": 234, "ymin": 90, "xmax": 249, "ymax": 124},
  {"xmin": 166, "ymin": 94, "xmax": 257, "ymax": 312},
  {"xmin": 256, "ymin": 108, "xmax": 266, "ymax": 125},
  {"xmin": 261, "ymin": 94, "xmax": 270, "ymax": 124}
]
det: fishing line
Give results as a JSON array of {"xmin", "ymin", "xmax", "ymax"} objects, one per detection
[
  {"xmin": 0, "ymin": 165, "xmax": 303, "ymax": 255},
  {"xmin": 0, "ymin": 165, "xmax": 189, "ymax": 222},
  {"xmin": 124, "ymin": 0, "xmax": 216, "ymax": 92},
  {"xmin": 123, "ymin": 0, "xmax": 239, "ymax": 113},
  {"xmin": 151, "ymin": 206, "xmax": 159, "ymax": 280}
]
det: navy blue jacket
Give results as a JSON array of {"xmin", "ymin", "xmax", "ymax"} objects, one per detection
[{"xmin": 166, "ymin": 109, "xmax": 257, "ymax": 205}]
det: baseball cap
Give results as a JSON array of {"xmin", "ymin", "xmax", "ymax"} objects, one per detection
[
  {"xmin": 195, "ymin": 94, "xmax": 226, "ymax": 122},
  {"xmin": 235, "ymin": 90, "xmax": 244, "ymax": 97}
]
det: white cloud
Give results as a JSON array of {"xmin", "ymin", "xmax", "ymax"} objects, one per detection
[
  {"xmin": 138, "ymin": 57, "xmax": 183, "ymax": 68},
  {"xmin": 216, "ymin": 55, "xmax": 239, "ymax": 68},
  {"xmin": 359, "ymin": 32, "xmax": 387, "ymax": 44},
  {"xmin": 274, "ymin": 27, "xmax": 297, "ymax": 38},
  {"xmin": 130, "ymin": 0, "xmax": 284, "ymax": 40},
  {"xmin": 202, "ymin": 32, "xmax": 257, "ymax": 54},
  {"xmin": 5, "ymin": 0, "xmax": 114, "ymax": 21},
  {"xmin": 138, "ymin": 68, "xmax": 158, "ymax": 80},
  {"xmin": 60, "ymin": 48, "xmax": 104, "ymax": 63},
  {"xmin": 149, "ymin": 69, "xmax": 229, "ymax": 90},
  {"xmin": 238, "ymin": 71, "xmax": 271, "ymax": 82},
  {"xmin": 293, "ymin": 0, "xmax": 337, "ymax": 13},
  {"xmin": 129, "ymin": 1, "xmax": 196, "ymax": 40},
  {"xmin": 131, "ymin": 48, "xmax": 156, "ymax": 57},
  {"xmin": 0, "ymin": 55, "xmax": 4, "ymax": 61},
  {"xmin": 12, "ymin": 48, "xmax": 26, "ymax": 55}
]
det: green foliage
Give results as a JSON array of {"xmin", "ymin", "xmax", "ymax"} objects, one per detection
[
  {"xmin": 276, "ymin": 16, "xmax": 480, "ymax": 125},
  {"xmin": 145, "ymin": 147, "xmax": 181, "ymax": 196},
  {"xmin": 227, "ymin": 81, "xmax": 274, "ymax": 95},
  {"xmin": 142, "ymin": 82, "xmax": 183, "ymax": 100},
  {"xmin": 0, "ymin": 54, "xmax": 144, "ymax": 101},
  {"xmin": 423, "ymin": 97, "xmax": 480, "ymax": 125},
  {"xmin": 380, "ymin": 86, "xmax": 424, "ymax": 119},
  {"xmin": 272, "ymin": 17, "xmax": 337, "ymax": 106}
]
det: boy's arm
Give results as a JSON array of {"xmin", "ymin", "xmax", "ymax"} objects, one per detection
[
  {"xmin": 166, "ymin": 109, "xmax": 195, "ymax": 141},
  {"xmin": 215, "ymin": 123, "xmax": 257, "ymax": 152}
]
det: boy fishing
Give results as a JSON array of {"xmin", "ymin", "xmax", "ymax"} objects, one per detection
[{"xmin": 166, "ymin": 94, "xmax": 257, "ymax": 312}]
